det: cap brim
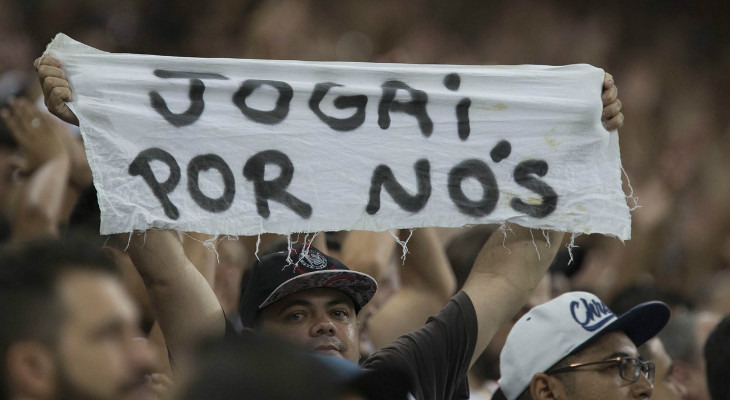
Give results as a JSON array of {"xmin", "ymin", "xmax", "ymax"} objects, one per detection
[
  {"xmin": 259, "ymin": 270, "xmax": 377, "ymax": 312},
  {"xmin": 573, "ymin": 301, "xmax": 670, "ymax": 354}
]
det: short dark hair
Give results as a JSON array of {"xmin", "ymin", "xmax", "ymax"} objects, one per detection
[
  {"xmin": 185, "ymin": 332, "xmax": 410, "ymax": 400},
  {"xmin": 183, "ymin": 333, "xmax": 344, "ymax": 400},
  {"xmin": 495, "ymin": 351, "xmax": 578, "ymax": 400},
  {"xmin": 705, "ymin": 314, "xmax": 730, "ymax": 400},
  {"xmin": 0, "ymin": 234, "xmax": 115, "ymax": 399}
]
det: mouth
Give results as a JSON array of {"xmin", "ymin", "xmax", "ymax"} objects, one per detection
[
  {"xmin": 314, "ymin": 344, "xmax": 343, "ymax": 357},
  {"xmin": 120, "ymin": 375, "xmax": 152, "ymax": 398}
]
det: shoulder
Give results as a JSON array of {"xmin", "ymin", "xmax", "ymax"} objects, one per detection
[{"xmin": 362, "ymin": 291, "xmax": 477, "ymax": 399}]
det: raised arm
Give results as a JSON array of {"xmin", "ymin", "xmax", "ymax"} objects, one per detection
[
  {"xmin": 122, "ymin": 230, "xmax": 226, "ymax": 357},
  {"xmin": 35, "ymin": 54, "xmax": 227, "ymax": 356},
  {"xmin": 463, "ymin": 72, "xmax": 623, "ymax": 367},
  {"xmin": 463, "ymin": 225, "xmax": 563, "ymax": 367},
  {"xmin": 339, "ymin": 230, "xmax": 400, "ymax": 284},
  {"xmin": 1, "ymin": 98, "xmax": 73, "ymax": 241},
  {"xmin": 367, "ymin": 228, "xmax": 457, "ymax": 349}
]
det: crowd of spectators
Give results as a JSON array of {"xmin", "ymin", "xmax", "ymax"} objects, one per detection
[{"xmin": 1, "ymin": 1, "xmax": 728, "ymax": 399}]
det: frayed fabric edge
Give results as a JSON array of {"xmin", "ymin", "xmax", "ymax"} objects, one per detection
[{"xmin": 389, "ymin": 229, "xmax": 414, "ymax": 264}]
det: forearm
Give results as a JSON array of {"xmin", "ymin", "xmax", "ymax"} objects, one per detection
[
  {"xmin": 401, "ymin": 228, "xmax": 456, "ymax": 299},
  {"xmin": 367, "ymin": 229, "xmax": 456, "ymax": 349},
  {"xmin": 11, "ymin": 156, "xmax": 71, "ymax": 241},
  {"xmin": 125, "ymin": 229, "xmax": 225, "ymax": 354},
  {"xmin": 462, "ymin": 224, "xmax": 563, "ymax": 366},
  {"xmin": 183, "ymin": 232, "xmax": 217, "ymax": 285},
  {"xmin": 340, "ymin": 230, "xmax": 398, "ymax": 282}
]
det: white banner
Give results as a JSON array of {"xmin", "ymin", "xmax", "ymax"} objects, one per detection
[{"xmin": 45, "ymin": 33, "xmax": 631, "ymax": 239}]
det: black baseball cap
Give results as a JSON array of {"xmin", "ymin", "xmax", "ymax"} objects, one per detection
[{"xmin": 239, "ymin": 244, "xmax": 377, "ymax": 327}]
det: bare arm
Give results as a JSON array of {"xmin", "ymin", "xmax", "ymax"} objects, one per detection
[
  {"xmin": 36, "ymin": 55, "xmax": 225, "ymax": 354},
  {"xmin": 340, "ymin": 230, "xmax": 399, "ymax": 283},
  {"xmin": 2, "ymin": 99, "xmax": 73, "ymax": 241},
  {"xmin": 457, "ymin": 75, "xmax": 619, "ymax": 367},
  {"xmin": 124, "ymin": 230, "xmax": 225, "ymax": 358},
  {"xmin": 182, "ymin": 232, "xmax": 217, "ymax": 285},
  {"xmin": 368, "ymin": 228, "xmax": 457, "ymax": 349},
  {"xmin": 463, "ymin": 225, "xmax": 564, "ymax": 367}
]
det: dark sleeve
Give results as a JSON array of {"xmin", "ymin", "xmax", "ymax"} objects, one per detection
[
  {"xmin": 362, "ymin": 291, "xmax": 478, "ymax": 400},
  {"xmin": 224, "ymin": 310, "xmax": 239, "ymax": 339}
]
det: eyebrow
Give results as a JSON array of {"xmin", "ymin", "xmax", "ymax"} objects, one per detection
[
  {"xmin": 276, "ymin": 298, "xmax": 353, "ymax": 315},
  {"xmin": 277, "ymin": 299, "xmax": 313, "ymax": 314},
  {"xmin": 91, "ymin": 316, "xmax": 126, "ymax": 338},
  {"xmin": 604, "ymin": 351, "xmax": 633, "ymax": 360}
]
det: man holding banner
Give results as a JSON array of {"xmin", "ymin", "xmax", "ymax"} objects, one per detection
[{"xmin": 35, "ymin": 33, "xmax": 626, "ymax": 399}]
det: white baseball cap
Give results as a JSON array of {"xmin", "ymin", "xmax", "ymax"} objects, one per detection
[{"xmin": 497, "ymin": 291, "xmax": 670, "ymax": 400}]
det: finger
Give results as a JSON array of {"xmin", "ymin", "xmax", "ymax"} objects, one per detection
[
  {"xmin": 0, "ymin": 108, "xmax": 19, "ymax": 136},
  {"xmin": 12, "ymin": 98, "xmax": 37, "ymax": 132},
  {"xmin": 603, "ymin": 72, "xmax": 614, "ymax": 89},
  {"xmin": 6, "ymin": 99, "xmax": 28, "ymax": 132},
  {"xmin": 37, "ymin": 65, "xmax": 67, "ymax": 81},
  {"xmin": 37, "ymin": 55, "xmax": 62, "ymax": 69},
  {"xmin": 36, "ymin": 57, "xmax": 65, "ymax": 98},
  {"xmin": 42, "ymin": 76, "xmax": 71, "ymax": 100},
  {"xmin": 46, "ymin": 86, "xmax": 73, "ymax": 110},
  {"xmin": 603, "ymin": 112, "xmax": 624, "ymax": 131},
  {"xmin": 38, "ymin": 66, "xmax": 68, "ymax": 101},
  {"xmin": 601, "ymin": 84, "xmax": 618, "ymax": 105},
  {"xmin": 0, "ymin": 107, "xmax": 13, "ymax": 132},
  {"xmin": 602, "ymin": 99, "xmax": 622, "ymax": 121},
  {"xmin": 46, "ymin": 87, "xmax": 79, "ymax": 126}
]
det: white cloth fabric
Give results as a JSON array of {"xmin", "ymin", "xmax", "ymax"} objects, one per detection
[{"xmin": 45, "ymin": 33, "xmax": 631, "ymax": 239}]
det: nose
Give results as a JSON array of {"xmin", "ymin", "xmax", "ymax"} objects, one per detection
[
  {"xmin": 310, "ymin": 314, "xmax": 337, "ymax": 336},
  {"xmin": 130, "ymin": 337, "xmax": 158, "ymax": 373},
  {"xmin": 632, "ymin": 371, "xmax": 654, "ymax": 399}
]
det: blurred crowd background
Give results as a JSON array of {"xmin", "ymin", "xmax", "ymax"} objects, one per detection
[{"xmin": 2, "ymin": 0, "xmax": 729, "ymax": 335}]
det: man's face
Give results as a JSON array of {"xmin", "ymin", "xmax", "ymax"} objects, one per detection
[
  {"xmin": 55, "ymin": 270, "xmax": 155, "ymax": 400},
  {"xmin": 641, "ymin": 338, "xmax": 687, "ymax": 400},
  {"xmin": 553, "ymin": 331, "xmax": 654, "ymax": 400},
  {"xmin": 256, "ymin": 288, "xmax": 360, "ymax": 363}
]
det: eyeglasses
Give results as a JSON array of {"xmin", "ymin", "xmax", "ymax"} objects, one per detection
[{"xmin": 547, "ymin": 356, "xmax": 655, "ymax": 384}]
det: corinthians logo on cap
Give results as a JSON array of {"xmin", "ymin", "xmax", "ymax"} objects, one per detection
[
  {"xmin": 294, "ymin": 249, "xmax": 331, "ymax": 273},
  {"xmin": 570, "ymin": 297, "xmax": 615, "ymax": 332}
]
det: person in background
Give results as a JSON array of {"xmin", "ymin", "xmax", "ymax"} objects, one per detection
[
  {"xmin": 0, "ymin": 234, "xmax": 167, "ymax": 400},
  {"xmin": 639, "ymin": 337, "xmax": 688, "ymax": 400},
  {"xmin": 659, "ymin": 310, "xmax": 720, "ymax": 400},
  {"xmin": 702, "ymin": 314, "xmax": 730, "ymax": 400},
  {"xmin": 493, "ymin": 291, "xmax": 669, "ymax": 400}
]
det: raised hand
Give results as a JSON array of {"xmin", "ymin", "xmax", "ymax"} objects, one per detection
[
  {"xmin": 34, "ymin": 55, "xmax": 78, "ymax": 126},
  {"xmin": 0, "ymin": 97, "xmax": 67, "ymax": 174},
  {"xmin": 602, "ymin": 72, "xmax": 624, "ymax": 131}
]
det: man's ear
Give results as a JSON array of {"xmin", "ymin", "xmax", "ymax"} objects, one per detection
[
  {"xmin": 6, "ymin": 341, "xmax": 56, "ymax": 399},
  {"xmin": 670, "ymin": 360, "xmax": 691, "ymax": 383},
  {"xmin": 530, "ymin": 373, "xmax": 565, "ymax": 400}
]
